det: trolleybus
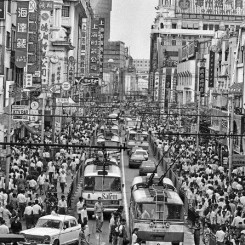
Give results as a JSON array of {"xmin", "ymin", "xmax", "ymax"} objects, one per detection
[{"xmin": 129, "ymin": 175, "xmax": 185, "ymax": 245}]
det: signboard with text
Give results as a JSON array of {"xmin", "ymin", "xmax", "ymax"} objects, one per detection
[
  {"xmin": 232, "ymin": 155, "xmax": 245, "ymax": 167},
  {"xmin": 209, "ymin": 51, "xmax": 215, "ymax": 87},
  {"xmin": 15, "ymin": 1, "xmax": 29, "ymax": 68},
  {"xmin": 12, "ymin": 105, "xmax": 29, "ymax": 121},
  {"xmin": 199, "ymin": 67, "xmax": 205, "ymax": 97}
]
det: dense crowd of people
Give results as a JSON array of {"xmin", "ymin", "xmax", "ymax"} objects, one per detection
[
  {"xmin": 0, "ymin": 116, "xmax": 96, "ymax": 235},
  {"xmin": 149, "ymin": 115, "xmax": 245, "ymax": 245}
]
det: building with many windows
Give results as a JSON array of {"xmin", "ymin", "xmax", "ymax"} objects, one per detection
[{"xmin": 149, "ymin": 0, "xmax": 245, "ymax": 108}]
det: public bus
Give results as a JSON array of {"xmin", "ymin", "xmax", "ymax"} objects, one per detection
[
  {"xmin": 126, "ymin": 130, "xmax": 137, "ymax": 154},
  {"xmin": 136, "ymin": 130, "xmax": 149, "ymax": 152},
  {"xmin": 82, "ymin": 158, "xmax": 123, "ymax": 213},
  {"xmin": 125, "ymin": 117, "xmax": 141, "ymax": 132},
  {"xmin": 129, "ymin": 175, "xmax": 185, "ymax": 245}
]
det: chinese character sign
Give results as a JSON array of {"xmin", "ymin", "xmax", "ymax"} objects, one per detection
[
  {"xmin": 80, "ymin": 19, "xmax": 87, "ymax": 75},
  {"xmin": 89, "ymin": 18, "xmax": 99, "ymax": 75},
  {"xmin": 15, "ymin": 1, "xmax": 29, "ymax": 68},
  {"xmin": 209, "ymin": 51, "xmax": 215, "ymax": 87},
  {"xmin": 98, "ymin": 18, "xmax": 105, "ymax": 78},
  {"xmin": 199, "ymin": 67, "xmax": 206, "ymax": 97},
  {"xmin": 40, "ymin": 9, "xmax": 51, "ymax": 85}
]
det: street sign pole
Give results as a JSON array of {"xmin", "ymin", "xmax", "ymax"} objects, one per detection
[{"xmin": 5, "ymin": 94, "xmax": 12, "ymax": 191}]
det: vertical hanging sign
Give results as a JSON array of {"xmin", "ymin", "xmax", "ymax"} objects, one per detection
[
  {"xmin": 209, "ymin": 51, "xmax": 215, "ymax": 87},
  {"xmin": 89, "ymin": 18, "xmax": 99, "ymax": 75},
  {"xmin": 39, "ymin": 1, "xmax": 53, "ymax": 86},
  {"xmin": 80, "ymin": 19, "xmax": 87, "ymax": 75},
  {"xmin": 15, "ymin": 1, "xmax": 29, "ymax": 68},
  {"xmin": 98, "ymin": 18, "xmax": 105, "ymax": 78},
  {"xmin": 199, "ymin": 67, "xmax": 206, "ymax": 97}
]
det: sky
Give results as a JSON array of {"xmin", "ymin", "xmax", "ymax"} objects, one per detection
[{"xmin": 110, "ymin": 0, "xmax": 158, "ymax": 60}]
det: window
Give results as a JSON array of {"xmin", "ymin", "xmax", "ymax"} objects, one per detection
[
  {"xmin": 182, "ymin": 40, "xmax": 186, "ymax": 46},
  {"xmin": 172, "ymin": 23, "xmax": 177, "ymax": 29},
  {"xmin": 209, "ymin": 24, "xmax": 213, "ymax": 30},
  {"xmin": 225, "ymin": 25, "xmax": 229, "ymax": 30},
  {"xmin": 62, "ymin": 6, "xmax": 70, "ymax": 17},
  {"xmin": 70, "ymin": 219, "xmax": 77, "ymax": 227},
  {"xmin": 7, "ymin": 0, "xmax": 11, "ymax": 13},
  {"xmin": 172, "ymin": 40, "xmax": 176, "ymax": 46},
  {"xmin": 63, "ymin": 221, "xmax": 69, "ymax": 229},
  {"xmin": 160, "ymin": 23, "xmax": 164, "ymax": 29},
  {"xmin": 6, "ymin": 32, "xmax": 10, "ymax": 49},
  {"xmin": 203, "ymin": 24, "xmax": 208, "ymax": 30},
  {"xmin": 215, "ymin": 25, "xmax": 219, "ymax": 31}
]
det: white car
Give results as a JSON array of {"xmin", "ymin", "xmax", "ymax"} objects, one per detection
[
  {"xmin": 134, "ymin": 149, "xmax": 148, "ymax": 160},
  {"xmin": 20, "ymin": 214, "xmax": 81, "ymax": 245}
]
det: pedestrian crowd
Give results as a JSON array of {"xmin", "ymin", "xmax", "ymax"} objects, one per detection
[
  {"xmin": 149, "ymin": 118, "xmax": 245, "ymax": 245},
  {"xmin": 0, "ymin": 116, "xmax": 96, "ymax": 235}
]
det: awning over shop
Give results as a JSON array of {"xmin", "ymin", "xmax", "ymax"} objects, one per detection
[{"xmin": 229, "ymin": 82, "xmax": 243, "ymax": 95}]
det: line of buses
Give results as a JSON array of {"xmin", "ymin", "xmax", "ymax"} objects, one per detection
[{"xmin": 81, "ymin": 112, "xmax": 186, "ymax": 245}]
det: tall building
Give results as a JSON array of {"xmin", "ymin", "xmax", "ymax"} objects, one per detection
[
  {"xmin": 90, "ymin": 0, "xmax": 112, "ymax": 44},
  {"xmin": 133, "ymin": 59, "xmax": 150, "ymax": 80},
  {"xmin": 149, "ymin": 0, "xmax": 245, "ymax": 106}
]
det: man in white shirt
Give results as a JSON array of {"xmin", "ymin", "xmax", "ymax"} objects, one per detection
[
  {"xmin": 29, "ymin": 178, "xmax": 37, "ymax": 191},
  {"xmin": 0, "ymin": 220, "xmax": 9, "ymax": 234},
  {"xmin": 81, "ymin": 204, "xmax": 88, "ymax": 225},
  {"xmin": 76, "ymin": 197, "xmax": 84, "ymax": 223},
  {"xmin": 37, "ymin": 173, "xmax": 46, "ymax": 195},
  {"xmin": 33, "ymin": 200, "xmax": 42, "ymax": 225},
  {"xmin": 59, "ymin": 170, "xmax": 67, "ymax": 194},
  {"xmin": 36, "ymin": 159, "xmax": 43, "ymax": 174},
  {"xmin": 58, "ymin": 195, "xmax": 67, "ymax": 214},
  {"xmin": 17, "ymin": 190, "xmax": 26, "ymax": 219},
  {"xmin": 215, "ymin": 226, "xmax": 226, "ymax": 245},
  {"xmin": 24, "ymin": 202, "xmax": 33, "ymax": 229}
]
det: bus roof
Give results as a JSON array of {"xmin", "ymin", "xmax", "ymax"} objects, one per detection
[
  {"xmin": 131, "ymin": 176, "xmax": 183, "ymax": 205},
  {"xmin": 84, "ymin": 164, "xmax": 121, "ymax": 178}
]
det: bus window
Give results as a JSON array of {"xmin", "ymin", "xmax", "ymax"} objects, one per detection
[
  {"xmin": 84, "ymin": 176, "xmax": 121, "ymax": 192},
  {"xmin": 167, "ymin": 204, "xmax": 182, "ymax": 220},
  {"xmin": 139, "ymin": 134, "xmax": 148, "ymax": 142},
  {"xmin": 128, "ymin": 134, "xmax": 136, "ymax": 141}
]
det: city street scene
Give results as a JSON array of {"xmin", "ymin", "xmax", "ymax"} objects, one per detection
[{"xmin": 0, "ymin": 0, "xmax": 245, "ymax": 244}]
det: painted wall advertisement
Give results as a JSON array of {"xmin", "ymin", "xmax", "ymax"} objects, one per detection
[{"xmin": 15, "ymin": 1, "xmax": 29, "ymax": 68}]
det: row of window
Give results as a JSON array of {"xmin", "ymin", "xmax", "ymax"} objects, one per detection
[{"xmin": 160, "ymin": 23, "xmax": 240, "ymax": 31}]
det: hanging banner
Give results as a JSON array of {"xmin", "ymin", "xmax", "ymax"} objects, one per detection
[
  {"xmin": 40, "ymin": 2, "xmax": 52, "ymax": 85},
  {"xmin": 154, "ymin": 72, "xmax": 159, "ymax": 101},
  {"xmin": 209, "ymin": 51, "xmax": 215, "ymax": 87},
  {"xmin": 89, "ymin": 18, "xmax": 100, "ymax": 75},
  {"xmin": 80, "ymin": 19, "xmax": 87, "ymax": 75},
  {"xmin": 199, "ymin": 67, "xmax": 206, "ymax": 97},
  {"xmin": 15, "ymin": 1, "xmax": 29, "ymax": 68},
  {"xmin": 98, "ymin": 18, "xmax": 105, "ymax": 78}
]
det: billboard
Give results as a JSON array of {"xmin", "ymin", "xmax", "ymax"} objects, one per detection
[
  {"xmin": 89, "ymin": 17, "xmax": 105, "ymax": 77},
  {"xmin": 199, "ymin": 67, "xmax": 206, "ymax": 97},
  {"xmin": 208, "ymin": 51, "xmax": 215, "ymax": 87},
  {"xmin": 15, "ymin": 1, "xmax": 29, "ymax": 68}
]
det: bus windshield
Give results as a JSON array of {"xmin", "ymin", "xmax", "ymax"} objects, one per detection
[
  {"xmin": 128, "ymin": 133, "xmax": 137, "ymax": 141},
  {"xmin": 84, "ymin": 176, "xmax": 121, "ymax": 191},
  {"xmin": 135, "ymin": 203, "xmax": 182, "ymax": 220},
  {"xmin": 104, "ymin": 141, "xmax": 120, "ymax": 147},
  {"xmin": 138, "ymin": 134, "xmax": 148, "ymax": 142}
]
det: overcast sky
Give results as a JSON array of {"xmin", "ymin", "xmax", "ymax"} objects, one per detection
[{"xmin": 110, "ymin": 0, "xmax": 158, "ymax": 60}]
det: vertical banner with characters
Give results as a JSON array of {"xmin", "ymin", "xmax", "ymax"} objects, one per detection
[
  {"xmin": 80, "ymin": 19, "xmax": 87, "ymax": 75},
  {"xmin": 199, "ymin": 67, "xmax": 206, "ymax": 97},
  {"xmin": 208, "ymin": 51, "xmax": 215, "ymax": 87},
  {"xmin": 154, "ymin": 72, "xmax": 159, "ymax": 101},
  {"xmin": 15, "ymin": 1, "xmax": 29, "ymax": 68},
  {"xmin": 39, "ymin": 1, "xmax": 53, "ymax": 86},
  {"xmin": 98, "ymin": 18, "xmax": 105, "ymax": 78},
  {"xmin": 89, "ymin": 18, "xmax": 99, "ymax": 75}
]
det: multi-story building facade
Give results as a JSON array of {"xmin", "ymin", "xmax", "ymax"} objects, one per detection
[
  {"xmin": 90, "ymin": 0, "xmax": 112, "ymax": 45},
  {"xmin": 149, "ymin": 0, "xmax": 245, "ymax": 109},
  {"xmin": 133, "ymin": 59, "xmax": 149, "ymax": 80}
]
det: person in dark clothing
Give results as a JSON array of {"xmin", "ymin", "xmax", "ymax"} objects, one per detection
[{"xmin": 11, "ymin": 216, "xmax": 22, "ymax": 234}]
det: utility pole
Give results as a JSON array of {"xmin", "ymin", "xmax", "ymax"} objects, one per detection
[
  {"xmin": 196, "ymin": 92, "xmax": 200, "ymax": 150},
  {"xmin": 40, "ymin": 92, "xmax": 46, "ymax": 157},
  {"xmin": 5, "ymin": 92, "xmax": 12, "ymax": 191},
  {"xmin": 228, "ymin": 95, "xmax": 234, "ymax": 182}
]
